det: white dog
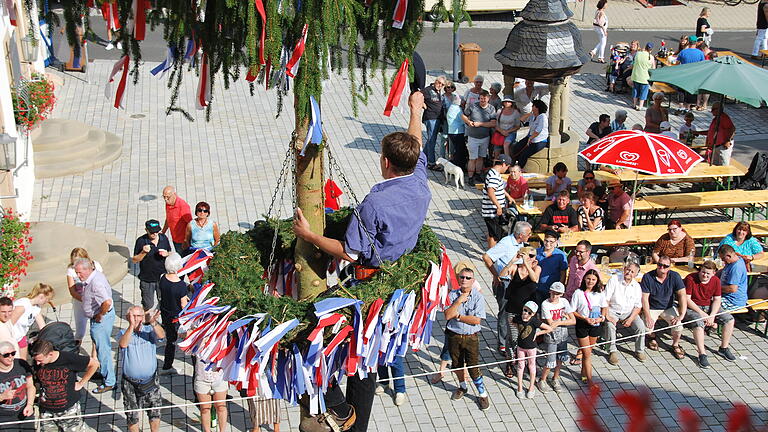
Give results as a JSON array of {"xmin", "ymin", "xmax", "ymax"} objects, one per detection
[{"xmin": 435, "ymin": 157, "xmax": 464, "ymax": 191}]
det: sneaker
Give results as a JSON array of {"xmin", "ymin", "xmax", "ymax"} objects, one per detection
[
  {"xmin": 608, "ymin": 351, "xmax": 620, "ymax": 365},
  {"xmin": 635, "ymin": 351, "xmax": 647, "ymax": 362},
  {"xmin": 105, "ymin": 42, "xmax": 114, "ymax": 50},
  {"xmin": 516, "ymin": 389, "xmax": 524, "ymax": 399},
  {"xmin": 159, "ymin": 367, "xmax": 177, "ymax": 376},
  {"xmin": 718, "ymin": 347, "xmax": 737, "ymax": 361},
  {"xmin": 698, "ymin": 354, "xmax": 711, "ymax": 369},
  {"xmin": 478, "ymin": 396, "xmax": 490, "ymax": 411},
  {"xmin": 299, "ymin": 407, "xmax": 356, "ymax": 432},
  {"xmin": 394, "ymin": 392, "xmax": 407, "ymax": 406},
  {"xmin": 535, "ymin": 379, "xmax": 549, "ymax": 393},
  {"xmin": 549, "ymin": 379, "xmax": 562, "ymax": 393},
  {"xmin": 526, "ymin": 389, "xmax": 536, "ymax": 399},
  {"xmin": 375, "ymin": 384, "xmax": 386, "ymax": 395},
  {"xmin": 451, "ymin": 387, "xmax": 467, "ymax": 400}
]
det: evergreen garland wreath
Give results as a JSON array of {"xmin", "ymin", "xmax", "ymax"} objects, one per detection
[{"xmin": 205, "ymin": 208, "xmax": 442, "ymax": 347}]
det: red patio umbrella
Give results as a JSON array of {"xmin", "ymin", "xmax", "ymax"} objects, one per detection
[
  {"xmin": 579, "ymin": 130, "xmax": 703, "ymax": 175},
  {"xmin": 578, "ymin": 130, "xmax": 704, "ymax": 223}
]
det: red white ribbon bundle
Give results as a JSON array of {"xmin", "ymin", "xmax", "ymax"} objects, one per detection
[
  {"xmin": 131, "ymin": 0, "xmax": 150, "ymax": 40},
  {"xmin": 285, "ymin": 24, "xmax": 308, "ymax": 78},
  {"xmin": 196, "ymin": 53, "xmax": 212, "ymax": 110},
  {"xmin": 105, "ymin": 55, "xmax": 130, "ymax": 109},
  {"xmin": 392, "ymin": 0, "xmax": 408, "ymax": 29},
  {"xmin": 383, "ymin": 58, "xmax": 409, "ymax": 117}
]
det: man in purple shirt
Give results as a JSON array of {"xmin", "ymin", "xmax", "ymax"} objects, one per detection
[
  {"xmin": 74, "ymin": 258, "xmax": 116, "ymax": 393},
  {"xmin": 565, "ymin": 240, "xmax": 597, "ymax": 300},
  {"xmin": 294, "ymin": 91, "xmax": 430, "ymax": 432}
]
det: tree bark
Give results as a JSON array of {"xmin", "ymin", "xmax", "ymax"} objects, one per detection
[{"xmin": 293, "ymin": 117, "xmax": 327, "ymax": 300}]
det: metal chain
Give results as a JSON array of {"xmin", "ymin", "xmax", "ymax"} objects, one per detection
[
  {"xmin": 265, "ymin": 144, "xmax": 294, "ymax": 285},
  {"xmin": 326, "ymin": 144, "xmax": 384, "ymax": 267}
]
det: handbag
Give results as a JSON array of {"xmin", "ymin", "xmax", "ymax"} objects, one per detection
[{"xmin": 491, "ymin": 131, "xmax": 506, "ymax": 147}]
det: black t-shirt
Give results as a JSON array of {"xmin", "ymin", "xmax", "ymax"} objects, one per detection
[
  {"xmin": 696, "ymin": 17, "xmax": 710, "ymax": 37},
  {"xmin": 514, "ymin": 315, "xmax": 542, "ymax": 349},
  {"xmin": 505, "ymin": 272, "xmax": 538, "ymax": 314},
  {"xmin": 133, "ymin": 233, "xmax": 172, "ymax": 282},
  {"xmin": 0, "ymin": 359, "xmax": 33, "ymax": 419},
  {"xmin": 541, "ymin": 204, "xmax": 578, "ymax": 229},
  {"xmin": 421, "ymin": 84, "xmax": 443, "ymax": 121},
  {"xmin": 159, "ymin": 276, "xmax": 189, "ymax": 318},
  {"xmin": 586, "ymin": 122, "xmax": 613, "ymax": 145},
  {"xmin": 36, "ymin": 351, "xmax": 89, "ymax": 413}
]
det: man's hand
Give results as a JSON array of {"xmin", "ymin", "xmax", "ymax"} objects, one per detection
[
  {"xmin": 496, "ymin": 206, "xmax": 503, "ymax": 216},
  {"xmin": 670, "ymin": 315, "xmax": 681, "ymax": 326},
  {"xmin": 74, "ymin": 380, "xmax": 84, "ymax": 392},
  {"xmin": 618, "ymin": 318, "xmax": 631, "ymax": 328},
  {"xmin": 605, "ymin": 315, "xmax": 618, "ymax": 325},
  {"xmin": 408, "ymin": 91, "xmax": 425, "ymax": 111},
  {"xmin": 94, "ymin": 313, "xmax": 103, "ymax": 323},
  {"xmin": 149, "ymin": 309, "xmax": 161, "ymax": 325},
  {"xmin": 705, "ymin": 315, "xmax": 716, "ymax": 327},
  {"xmin": 645, "ymin": 316, "xmax": 655, "ymax": 330},
  {"xmin": 158, "ymin": 249, "xmax": 169, "ymax": 257},
  {"xmin": 23, "ymin": 404, "xmax": 33, "ymax": 417},
  {"xmin": 458, "ymin": 291, "xmax": 470, "ymax": 303},
  {"xmin": 292, "ymin": 208, "xmax": 312, "ymax": 241},
  {"xmin": 142, "ymin": 244, "xmax": 151, "ymax": 253}
]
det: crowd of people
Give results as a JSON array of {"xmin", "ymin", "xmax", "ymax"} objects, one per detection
[{"xmin": 0, "ymin": 186, "xmax": 280, "ymax": 432}]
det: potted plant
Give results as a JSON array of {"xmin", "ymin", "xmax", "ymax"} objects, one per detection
[
  {"xmin": 12, "ymin": 74, "xmax": 56, "ymax": 131},
  {"xmin": 0, "ymin": 209, "xmax": 34, "ymax": 298}
]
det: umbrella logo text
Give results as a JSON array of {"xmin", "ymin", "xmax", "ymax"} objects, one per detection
[
  {"xmin": 619, "ymin": 151, "xmax": 640, "ymax": 162},
  {"xmin": 657, "ymin": 149, "xmax": 671, "ymax": 167}
]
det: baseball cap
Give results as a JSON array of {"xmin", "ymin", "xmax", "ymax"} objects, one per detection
[
  {"xmin": 688, "ymin": 35, "xmax": 698, "ymax": 43},
  {"xmin": 145, "ymin": 219, "xmax": 161, "ymax": 233},
  {"xmin": 523, "ymin": 300, "xmax": 539, "ymax": 314},
  {"xmin": 659, "ymin": 121, "xmax": 671, "ymax": 131},
  {"xmin": 495, "ymin": 154, "xmax": 513, "ymax": 165},
  {"xmin": 645, "ymin": 42, "xmax": 654, "ymax": 50},
  {"xmin": 549, "ymin": 281, "xmax": 566, "ymax": 294}
]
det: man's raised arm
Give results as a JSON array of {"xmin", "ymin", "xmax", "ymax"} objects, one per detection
[{"xmin": 407, "ymin": 92, "xmax": 425, "ymax": 147}]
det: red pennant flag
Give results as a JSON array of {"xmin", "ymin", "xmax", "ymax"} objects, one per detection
[
  {"xmin": 105, "ymin": 55, "xmax": 130, "ymax": 109},
  {"xmin": 132, "ymin": 0, "xmax": 149, "ymax": 40},
  {"xmin": 383, "ymin": 59, "xmax": 409, "ymax": 117},
  {"xmin": 286, "ymin": 23, "xmax": 308, "ymax": 78},
  {"xmin": 255, "ymin": 0, "xmax": 267, "ymax": 65},
  {"xmin": 196, "ymin": 53, "xmax": 212, "ymax": 110},
  {"xmin": 392, "ymin": 0, "xmax": 408, "ymax": 29}
]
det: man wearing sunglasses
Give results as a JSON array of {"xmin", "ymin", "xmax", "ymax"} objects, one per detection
[
  {"xmin": 640, "ymin": 255, "xmax": 687, "ymax": 360},
  {"xmin": 0, "ymin": 341, "xmax": 34, "ymax": 429},
  {"xmin": 132, "ymin": 219, "xmax": 171, "ymax": 311},
  {"xmin": 444, "ymin": 268, "xmax": 490, "ymax": 411}
]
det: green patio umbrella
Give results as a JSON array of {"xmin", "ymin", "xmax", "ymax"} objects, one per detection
[{"xmin": 649, "ymin": 55, "xmax": 768, "ymax": 108}]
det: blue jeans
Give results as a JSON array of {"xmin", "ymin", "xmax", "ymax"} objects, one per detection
[
  {"xmin": 90, "ymin": 308, "xmax": 116, "ymax": 386},
  {"xmin": 512, "ymin": 137, "xmax": 549, "ymax": 169},
  {"xmin": 378, "ymin": 356, "xmax": 406, "ymax": 394},
  {"xmin": 423, "ymin": 119, "xmax": 441, "ymax": 164}
]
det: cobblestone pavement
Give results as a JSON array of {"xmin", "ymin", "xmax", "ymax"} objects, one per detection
[{"xmin": 31, "ymin": 62, "xmax": 768, "ymax": 431}]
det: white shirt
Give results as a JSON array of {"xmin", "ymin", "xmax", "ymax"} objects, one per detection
[
  {"xmin": 604, "ymin": 274, "xmax": 643, "ymax": 316},
  {"xmin": 529, "ymin": 113, "xmax": 549, "ymax": 143},
  {"xmin": 12, "ymin": 298, "xmax": 40, "ymax": 341},
  {"xmin": 513, "ymin": 84, "xmax": 549, "ymax": 114}
]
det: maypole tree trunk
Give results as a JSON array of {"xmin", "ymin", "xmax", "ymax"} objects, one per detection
[{"xmin": 293, "ymin": 115, "xmax": 327, "ymax": 300}]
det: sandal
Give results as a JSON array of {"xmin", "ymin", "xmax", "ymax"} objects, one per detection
[
  {"xmin": 647, "ymin": 337, "xmax": 659, "ymax": 351},
  {"xmin": 569, "ymin": 352, "xmax": 583, "ymax": 366},
  {"xmin": 92, "ymin": 385, "xmax": 114, "ymax": 394},
  {"xmin": 504, "ymin": 364, "xmax": 515, "ymax": 379},
  {"xmin": 671, "ymin": 345, "xmax": 686, "ymax": 360}
]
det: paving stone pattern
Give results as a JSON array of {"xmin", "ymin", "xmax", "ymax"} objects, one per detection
[{"xmin": 32, "ymin": 62, "xmax": 768, "ymax": 431}]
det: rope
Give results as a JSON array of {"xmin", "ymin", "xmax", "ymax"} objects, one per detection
[{"xmin": 2, "ymin": 299, "xmax": 763, "ymax": 426}]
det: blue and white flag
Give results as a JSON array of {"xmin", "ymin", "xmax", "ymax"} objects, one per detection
[
  {"xmin": 301, "ymin": 95, "xmax": 323, "ymax": 156},
  {"xmin": 151, "ymin": 47, "xmax": 175, "ymax": 78}
]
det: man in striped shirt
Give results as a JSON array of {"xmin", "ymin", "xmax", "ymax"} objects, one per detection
[{"xmin": 483, "ymin": 155, "xmax": 513, "ymax": 248}]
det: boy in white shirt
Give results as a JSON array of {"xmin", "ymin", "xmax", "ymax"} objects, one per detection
[{"xmin": 537, "ymin": 282, "xmax": 575, "ymax": 393}]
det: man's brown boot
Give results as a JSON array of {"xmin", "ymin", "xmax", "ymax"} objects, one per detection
[{"xmin": 299, "ymin": 406, "xmax": 357, "ymax": 432}]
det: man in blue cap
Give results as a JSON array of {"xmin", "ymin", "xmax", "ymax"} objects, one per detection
[{"xmin": 132, "ymin": 219, "xmax": 171, "ymax": 311}]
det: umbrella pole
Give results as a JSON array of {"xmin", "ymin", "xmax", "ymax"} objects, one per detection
[{"xmin": 631, "ymin": 170, "xmax": 639, "ymax": 227}]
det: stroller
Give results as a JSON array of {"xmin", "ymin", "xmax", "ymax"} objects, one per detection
[{"xmin": 606, "ymin": 42, "xmax": 631, "ymax": 93}]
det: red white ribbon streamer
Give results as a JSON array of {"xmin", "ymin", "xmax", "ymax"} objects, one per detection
[
  {"xmin": 4, "ymin": 0, "xmax": 17, "ymax": 26},
  {"xmin": 132, "ymin": 0, "xmax": 149, "ymax": 40},
  {"xmin": 255, "ymin": 0, "xmax": 267, "ymax": 65},
  {"xmin": 383, "ymin": 58, "xmax": 409, "ymax": 117},
  {"xmin": 105, "ymin": 55, "xmax": 130, "ymax": 109},
  {"xmin": 285, "ymin": 23, "xmax": 308, "ymax": 78},
  {"xmin": 196, "ymin": 53, "xmax": 212, "ymax": 110},
  {"xmin": 392, "ymin": 0, "xmax": 408, "ymax": 29}
]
